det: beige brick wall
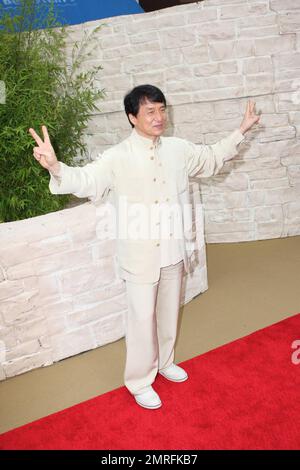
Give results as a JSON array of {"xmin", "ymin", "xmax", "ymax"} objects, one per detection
[{"xmin": 78, "ymin": 0, "xmax": 300, "ymax": 243}]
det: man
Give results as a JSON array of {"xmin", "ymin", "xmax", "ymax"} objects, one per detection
[{"xmin": 29, "ymin": 85, "xmax": 260, "ymax": 410}]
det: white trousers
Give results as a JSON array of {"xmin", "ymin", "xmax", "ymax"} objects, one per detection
[{"xmin": 124, "ymin": 260, "xmax": 184, "ymax": 394}]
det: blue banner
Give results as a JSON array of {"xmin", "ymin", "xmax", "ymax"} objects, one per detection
[{"xmin": 0, "ymin": 1, "xmax": 144, "ymax": 27}]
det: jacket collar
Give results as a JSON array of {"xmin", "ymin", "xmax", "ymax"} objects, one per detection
[{"xmin": 129, "ymin": 128, "xmax": 162, "ymax": 151}]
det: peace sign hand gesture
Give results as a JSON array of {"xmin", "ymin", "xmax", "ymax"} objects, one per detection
[
  {"xmin": 29, "ymin": 125, "xmax": 60, "ymax": 175},
  {"xmin": 239, "ymin": 100, "xmax": 261, "ymax": 135}
]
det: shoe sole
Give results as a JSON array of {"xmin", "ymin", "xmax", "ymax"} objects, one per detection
[
  {"xmin": 134, "ymin": 399, "xmax": 162, "ymax": 410},
  {"xmin": 158, "ymin": 372, "xmax": 188, "ymax": 383}
]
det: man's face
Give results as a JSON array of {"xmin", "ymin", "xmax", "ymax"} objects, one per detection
[{"xmin": 129, "ymin": 98, "xmax": 167, "ymax": 139}]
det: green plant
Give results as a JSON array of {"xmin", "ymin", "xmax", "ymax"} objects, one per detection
[{"xmin": 0, "ymin": 0, "xmax": 105, "ymax": 222}]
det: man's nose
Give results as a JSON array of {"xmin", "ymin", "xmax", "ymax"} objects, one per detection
[{"xmin": 154, "ymin": 111, "xmax": 164, "ymax": 122}]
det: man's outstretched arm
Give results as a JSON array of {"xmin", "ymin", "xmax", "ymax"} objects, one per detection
[
  {"xmin": 29, "ymin": 126, "xmax": 112, "ymax": 203},
  {"xmin": 186, "ymin": 100, "xmax": 260, "ymax": 178}
]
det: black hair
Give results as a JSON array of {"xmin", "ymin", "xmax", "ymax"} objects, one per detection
[{"xmin": 124, "ymin": 84, "xmax": 167, "ymax": 128}]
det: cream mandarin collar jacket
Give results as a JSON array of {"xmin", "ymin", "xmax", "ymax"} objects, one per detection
[{"xmin": 49, "ymin": 128, "xmax": 244, "ymax": 283}]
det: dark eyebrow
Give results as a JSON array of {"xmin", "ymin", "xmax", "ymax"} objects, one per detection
[{"xmin": 145, "ymin": 104, "xmax": 166, "ymax": 110}]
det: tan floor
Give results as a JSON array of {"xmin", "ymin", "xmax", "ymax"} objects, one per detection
[{"xmin": 0, "ymin": 236, "xmax": 299, "ymax": 434}]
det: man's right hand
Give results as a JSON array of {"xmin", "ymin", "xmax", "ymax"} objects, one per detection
[{"xmin": 29, "ymin": 125, "xmax": 60, "ymax": 175}]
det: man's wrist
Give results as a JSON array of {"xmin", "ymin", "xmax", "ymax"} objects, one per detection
[
  {"xmin": 49, "ymin": 161, "xmax": 61, "ymax": 177},
  {"xmin": 239, "ymin": 126, "xmax": 246, "ymax": 135}
]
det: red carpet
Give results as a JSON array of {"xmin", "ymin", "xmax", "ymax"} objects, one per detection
[{"xmin": 1, "ymin": 313, "xmax": 300, "ymax": 450}]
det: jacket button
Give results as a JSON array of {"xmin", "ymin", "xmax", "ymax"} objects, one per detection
[
  {"xmin": 150, "ymin": 156, "xmax": 154, "ymax": 160},
  {"xmin": 155, "ymin": 200, "xmax": 159, "ymax": 204},
  {"xmin": 156, "ymin": 243, "xmax": 160, "ymax": 247},
  {"xmin": 166, "ymin": 198, "xmax": 169, "ymax": 202},
  {"xmin": 153, "ymin": 178, "xmax": 157, "ymax": 182}
]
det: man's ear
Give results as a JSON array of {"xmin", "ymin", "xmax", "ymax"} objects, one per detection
[{"xmin": 128, "ymin": 113, "xmax": 137, "ymax": 127}]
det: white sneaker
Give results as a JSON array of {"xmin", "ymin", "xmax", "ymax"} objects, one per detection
[
  {"xmin": 159, "ymin": 363, "xmax": 188, "ymax": 382},
  {"xmin": 133, "ymin": 386, "xmax": 162, "ymax": 410}
]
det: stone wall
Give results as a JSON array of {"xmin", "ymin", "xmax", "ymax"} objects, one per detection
[{"xmin": 78, "ymin": 0, "xmax": 300, "ymax": 242}]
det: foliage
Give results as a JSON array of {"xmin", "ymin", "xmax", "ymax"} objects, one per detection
[{"xmin": 0, "ymin": 0, "xmax": 105, "ymax": 222}]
